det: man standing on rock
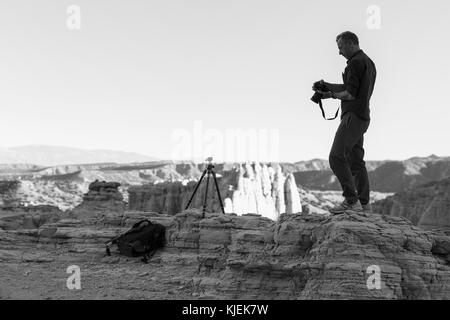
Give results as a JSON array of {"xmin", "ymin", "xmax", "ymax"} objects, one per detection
[{"xmin": 314, "ymin": 31, "xmax": 376, "ymax": 214}]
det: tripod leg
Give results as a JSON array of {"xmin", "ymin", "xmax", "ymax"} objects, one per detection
[
  {"xmin": 185, "ymin": 169, "xmax": 207, "ymax": 210},
  {"xmin": 211, "ymin": 170, "xmax": 225, "ymax": 214},
  {"xmin": 202, "ymin": 171, "xmax": 211, "ymax": 218}
]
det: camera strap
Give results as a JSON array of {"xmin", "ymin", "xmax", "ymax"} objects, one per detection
[{"xmin": 318, "ymin": 100, "xmax": 339, "ymax": 120}]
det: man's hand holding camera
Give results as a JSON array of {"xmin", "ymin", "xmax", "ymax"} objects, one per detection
[
  {"xmin": 316, "ymin": 90, "xmax": 333, "ymax": 99},
  {"xmin": 311, "ymin": 79, "xmax": 335, "ymax": 102},
  {"xmin": 312, "ymin": 79, "xmax": 355, "ymax": 102}
]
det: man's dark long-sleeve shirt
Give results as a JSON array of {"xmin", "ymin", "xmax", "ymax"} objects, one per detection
[{"xmin": 341, "ymin": 49, "xmax": 376, "ymax": 121}]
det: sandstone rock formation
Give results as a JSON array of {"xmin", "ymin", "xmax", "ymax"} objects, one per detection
[
  {"xmin": 1, "ymin": 209, "xmax": 449, "ymax": 299},
  {"xmin": 0, "ymin": 179, "xmax": 65, "ymax": 230},
  {"xmin": 0, "ymin": 205, "xmax": 62, "ymax": 230},
  {"xmin": 373, "ymin": 177, "xmax": 450, "ymax": 233},
  {"xmin": 128, "ymin": 182, "xmax": 190, "ymax": 213},
  {"xmin": 70, "ymin": 180, "xmax": 125, "ymax": 221},
  {"xmin": 0, "ymin": 180, "xmax": 21, "ymax": 207}
]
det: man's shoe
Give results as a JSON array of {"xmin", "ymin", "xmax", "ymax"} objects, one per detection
[
  {"xmin": 329, "ymin": 199, "xmax": 363, "ymax": 215},
  {"xmin": 361, "ymin": 202, "xmax": 372, "ymax": 213}
]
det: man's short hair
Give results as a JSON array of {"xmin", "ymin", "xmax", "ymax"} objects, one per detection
[{"xmin": 336, "ymin": 31, "xmax": 359, "ymax": 45}]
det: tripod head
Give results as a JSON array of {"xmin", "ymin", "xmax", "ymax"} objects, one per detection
[{"xmin": 205, "ymin": 156, "xmax": 214, "ymax": 171}]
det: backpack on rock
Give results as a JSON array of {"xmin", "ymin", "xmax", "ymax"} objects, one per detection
[{"xmin": 105, "ymin": 219, "xmax": 166, "ymax": 263}]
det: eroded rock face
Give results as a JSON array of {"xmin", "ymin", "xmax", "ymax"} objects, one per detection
[
  {"xmin": 0, "ymin": 205, "xmax": 62, "ymax": 230},
  {"xmin": 70, "ymin": 180, "xmax": 125, "ymax": 220},
  {"xmin": 128, "ymin": 163, "xmax": 302, "ymax": 220},
  {"xmin": 128, "ymin": 182, "xmax": 192, "ymax": 213},
  {"xmin": 0, "ymin": 180, "xmax": 21, "ymax": 207},
  {"xmin": 1, "ymin": 209, "xmax": 449, "ymax": 299},
  {"xmin": 373, "ymin": 177, "xmax": 450, "ymax": 233}
]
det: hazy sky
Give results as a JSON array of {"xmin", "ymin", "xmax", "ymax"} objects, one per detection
[{"xmin": 0, "ymin": 0, "xmax": 449, "ymax": 162}]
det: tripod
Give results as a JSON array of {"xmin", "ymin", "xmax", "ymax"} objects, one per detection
[{"xmin": 185, "ymin": 158, "xmax": 225, "ymax": 218}]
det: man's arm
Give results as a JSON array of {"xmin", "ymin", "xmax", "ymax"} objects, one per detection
[
  {"xmin": 332, "ymin": 90, "xmax": 355, "ymax": 100},
  {"xmin": 316, "ymin": 90, "xmax": 355, "ymax": 100},
  {"xmin": 323, "ymin": 82, "xmax": 345, "ymax": 93}
]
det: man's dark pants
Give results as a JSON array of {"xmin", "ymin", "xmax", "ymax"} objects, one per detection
[{"xmin": 329, "ymin": 112, "xmax": 370, "ymax": 205}]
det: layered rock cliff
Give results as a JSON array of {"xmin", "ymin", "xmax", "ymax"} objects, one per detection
[
  {"xmin": 0, "ymin": 205, "xmax": 62, "ymax": 230},
  {"xmin": 1, "ymin": 209, "xmax": 449, "ymax": 299},
  {"xmin": 373, "ymin": 177, "xmax": 450, "ymax": 233}
]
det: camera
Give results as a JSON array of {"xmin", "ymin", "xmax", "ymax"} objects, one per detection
[{"xmin": 311, "ymin": 80, "xmax": 330, "ymax": 104}]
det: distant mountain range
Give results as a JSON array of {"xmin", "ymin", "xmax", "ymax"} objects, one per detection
[{"xmin": 0, "ymin": 145, "xmax": 158, "ymax": 166}]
